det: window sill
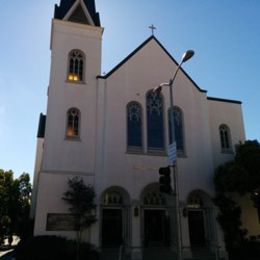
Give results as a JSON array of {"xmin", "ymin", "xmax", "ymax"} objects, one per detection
[
  {"xmin": 126, "ymin": 149, "xmax": 187, "ymax": 158},
  {"xmin": 177, "ymin": 151, "xmax": 187, "ymax": 158},
  {"xmin": 64, "ymin": 136, "xmax": 81, "ymax": 142},
  {"xmin": 221, "ymin": 149, "xmax": 234, "ymax": 154},
  {"xmin": 147, "ymin": 150, "xmax": 167, "ymax": 156},
  {"xmin": 127, "ymin": 148, "xmax": 144, "ymax": 154},
  {"xmin": 65, "ymin": 80, "xmax": 86, "ymax": 85}
]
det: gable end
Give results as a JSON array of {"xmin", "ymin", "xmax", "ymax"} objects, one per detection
[{"xmin": 97, "ymin": 36, "xmax": 207, "ymax": 93}]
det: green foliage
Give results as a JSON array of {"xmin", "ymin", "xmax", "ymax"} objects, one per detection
[
  {"xmin": 0, "ymin": 170, "xmax": 32, "ymax": 244},
  {"xmin": 215, "ymin": 140, "xmax": 260, "ymax": 194},
  {"xmin": 214, "ymin": 140, "xmax": 260, "ymax": 259},
  {"xmin": 213, "ymin": 194, "xmax": 247, "ymax": 251},
  {"xmin": 214, "ymin": 162, "xmax": 248, "ymax": 194},
  {"xmin": 15, "ymin": 236, "xmax": 99, "ymax": 260},
  {"xmin": 62, "ymin": 177, "xmax": 97, "ymax": 260},
  {"xmin": 62, "ymin": 177, "xmax": 97, "ymax": 230}
]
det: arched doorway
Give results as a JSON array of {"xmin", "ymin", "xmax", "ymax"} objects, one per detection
[
  {"xmin": 141, "ymin": 183, "xmax": 170, "ymax": 247},
  {"xmin": 101, "ymin": 187, "xmax": 130, "ymax": 247},
  {"xmin": 187, "ymin": 190, "xmax": 213, "ymax": 248}
]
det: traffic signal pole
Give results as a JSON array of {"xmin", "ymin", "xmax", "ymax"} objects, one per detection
[
  {"xmin": 169, "ymin": 69, "xmax": 182, "ymax": 260},
  {"xmin": 156, "ymin": 50, "xmax": 195, "ymax": 260}
]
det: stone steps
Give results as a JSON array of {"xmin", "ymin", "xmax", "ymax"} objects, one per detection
[{"xmin": 100, "ymin": 247, "xmax": 219, "ymax": 260}]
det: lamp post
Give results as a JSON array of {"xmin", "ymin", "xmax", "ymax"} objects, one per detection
[{"xmin": 154, "ymin": 50, "xmax": 194, "ymax": 260}]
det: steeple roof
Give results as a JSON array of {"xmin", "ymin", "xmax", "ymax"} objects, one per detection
[{"xmin": 54, "ymin": 0, "xmax": 101, "ymax": 26}]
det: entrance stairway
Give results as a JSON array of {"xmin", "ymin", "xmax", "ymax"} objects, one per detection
[
  {"xmin": 100, "ymin": 247, "xmax": 131, "ymax": 260},
  {"xmin": 184, "ymin": 247, "xmax": 217, "ymax": 260},
  {"xmin": 143, "ymin": 247, "xmax": 175, "ymax": 260},
  {"xmin": 100, "ymin": 246, "xmax": 219, "ymax": 260},
  {"xmin": 100, "ymin": 248, "xmax": 120, "ymax": 260}
]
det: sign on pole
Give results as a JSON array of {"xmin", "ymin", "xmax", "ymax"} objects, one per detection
[{"xmin": 168, "ymin": 142, "xmax": 177, "ymax": 164}]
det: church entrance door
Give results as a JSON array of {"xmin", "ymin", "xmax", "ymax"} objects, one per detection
[
  {"xmin": 102, "ymin": 209, "xmax": 122, "ymax": 247},
  {"xmin": 144, "ymin": 209, "xmax": 167, "ymax": 247},
  {"xmin": 188, "ymin": 210, "xmax": 206, "ymax": 247}
]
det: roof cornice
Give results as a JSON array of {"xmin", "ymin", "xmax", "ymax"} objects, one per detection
[{"xmin": 207, "ymin": 96, "xmax": 242, "ymax": 104}]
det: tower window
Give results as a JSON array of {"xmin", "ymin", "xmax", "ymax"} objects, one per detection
[
  {"xmin": 67, "ymin": 50, "xmax": 85, "ymax": 82},
  {"xmin": 66, "ymin": 108, "xmax": 80, "ymax": 138},
  {"xmin": 219, "ymin": 124, "xmax": 232, "ymax": 152}
]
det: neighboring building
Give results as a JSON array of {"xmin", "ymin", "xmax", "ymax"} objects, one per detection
[{"xmin": 31, "ymin": 0, "xmax": 245, "ymax": 259}]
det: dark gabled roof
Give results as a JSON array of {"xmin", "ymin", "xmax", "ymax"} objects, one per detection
[
  {"xmin": 54, "ymin": 0, "xmax": 101, "ymax": 26},
  {"xmin": 37, "ymin": 113, "xmax": 46, "ymax": 138},
  {"xmin": 97, "ymin": 36, "xmax": 207, "ymax": 93},
  {"xmin": 207, "ymin": 96, "xmax": 242, "ymax": 104}
]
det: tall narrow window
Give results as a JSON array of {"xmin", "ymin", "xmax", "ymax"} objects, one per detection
[
  {"xmin": 146, "ymin": 90, "xmax": 164, "ymax": 151},
  {"xmin": 219, "ymin": 124, "xmax": 232, "ymax": 151},
  {"xmin": 66, "ymin": 108, "xmax": 80, "ymax": 138},
  {"xmin": 127, "ymin": 102, "xmax": 143, "ymax": 150},
  {"xmin": 67, "ymin": 50, "xmax": 85, "ymax": 82},
  {"xmin": 168, "ymin": 106, "xmax": 184, "ymax": 151}
]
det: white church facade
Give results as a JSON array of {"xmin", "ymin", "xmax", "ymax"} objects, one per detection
[{"xmin": 31, "ymin": 0, "xmax": 246, "ymax": 259}]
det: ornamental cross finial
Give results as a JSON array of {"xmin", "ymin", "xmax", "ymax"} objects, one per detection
[{"xmin": 149, "ymin": 24, "xmax": 156, "ymax": 35}]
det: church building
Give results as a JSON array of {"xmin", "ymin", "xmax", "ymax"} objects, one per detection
[{"xmin": 31, "ymin": 0, "xmax": 245, "ymax": 259}]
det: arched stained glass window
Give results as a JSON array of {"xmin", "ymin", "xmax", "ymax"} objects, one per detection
[
  {"xmin": 146, "ymin": 90, "xmax": 164, "ymax": 151},
  {"xmin": 103, "ymin": 191, "xmax": 124, "ymax": 206},
  {"xmin": 219, "ymin": 124, "xmax": 232, "ymax": 151},
  {"xmin": 168, "ymin": 106, "xmax": 184, "ymax": 151},
  {"xmin": 67, "ymin": 50, "xmax": 85, "ymax": 82},
  {"xmin": 187, "ymin": 192, "xmax": 204, "ymax": 208},
  {"xmin": 127, "ymin": 102, "xmax": 142, "ymax": 150},
  {"xmin": 143, "ymin": 191, "xmax": 166, "ymax": 206},
  {"xmin": 66, "ymin": 108, "xmax": 80, "ymax": 138}
]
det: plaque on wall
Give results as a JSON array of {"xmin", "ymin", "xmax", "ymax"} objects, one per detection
[{"xmin": 46, "ymin": 213, "xmax": 78, "ymax": 231}]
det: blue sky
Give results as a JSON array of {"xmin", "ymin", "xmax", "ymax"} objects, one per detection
[{"xmin": 0, "ymin": 0, "xmax": 259, "ymax": 179}]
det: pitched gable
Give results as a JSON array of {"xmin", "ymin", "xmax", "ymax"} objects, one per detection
[{"xmin": 98, "ymin": 36, "xmax": 206, "ymax": 93}]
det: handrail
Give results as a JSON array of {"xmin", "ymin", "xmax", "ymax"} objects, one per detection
[
  {"xmin": 118, "ymin": 244, "xmax": 124, "ymax": 260},
  {"xmin": 118, "ymin": 240, "xmax": 131, "ymax": 260}
]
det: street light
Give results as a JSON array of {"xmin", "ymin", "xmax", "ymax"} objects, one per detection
[{"xmin": 154, "ymin": 49, "xmax": 194, "ymax": 260}]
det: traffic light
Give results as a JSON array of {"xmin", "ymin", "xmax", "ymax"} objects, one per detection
[{"xmin": 159, "ymin": 166, "xmax": 172, "ymax": 194}]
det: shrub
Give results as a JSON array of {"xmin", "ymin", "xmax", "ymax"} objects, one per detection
[
  {"xmin": 15, "ymin": 236, "xmax": 99, "ymax": 260},
  {"xmin": 229, "ymin": 240, "xmax": 260, "ymax": 260}
]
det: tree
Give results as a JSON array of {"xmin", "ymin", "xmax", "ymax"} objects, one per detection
[
  {"xmin": 62, "ymin": 177, "xmax": 97, "ymax": 260},
  {"xmin": 0, "ymin": 170, "xmax": 32, "ymax": 245},
  {"xmin": 214, "ymin": 140, "xmax": 260, "ymax": 258},
  {"xmin": 214, "ymin": 140, "xmax": 260, "ymax": 195},
  {"xmin": 16, "ymin": 173, "xmax": 32, "ymax": 239}
]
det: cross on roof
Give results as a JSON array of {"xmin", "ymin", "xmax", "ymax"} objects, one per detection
[{"xmin": 149, "ymin": 24, "xmax": 156, "ymax": 36}]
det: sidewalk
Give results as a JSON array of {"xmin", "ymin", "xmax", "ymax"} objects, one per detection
[
  {"xmin": 0, "ymin": 250, "xmax": 14, "ymax": 260},
  {"xmin": 0, "ymin": 236, "xmax": 19, "ymax": 260}
]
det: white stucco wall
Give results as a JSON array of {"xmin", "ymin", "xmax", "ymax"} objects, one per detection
[
  {"xmin": 233, "ymin": 193, "xmax": 260, "ymax": 237},
  {"xmin": 30, "ymin": 138, "xmax": 44, "ymax": 218},
  {"xmin": 34, "ymin": 19, "xmax": 103, "ymax": 236},
  {"xmin": 42, "ymin": 19, "xmax": 103, "ymax": 174},
  {"xmin": 33, "ymin": 20, "xmax": 246, "ymax": 257},
  {"xmin": 208, "ymin": 99, "xmax": 245, "ymax": 168},
  {"xmin": 97, "ymin": 39, "xmax": 216, "ymax": 204}
]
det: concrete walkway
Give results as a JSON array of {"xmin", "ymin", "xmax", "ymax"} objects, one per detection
[
  {"xmin": 0, "ymin": 236, "xmax": 19, "ymax": 260},
  {"xmin": 100, "ymin": 246, "xmax": 217, "ymax": 260},
  {"xmin": 0, "ymin": 251, "xmax": 14, "ymax": 260}
]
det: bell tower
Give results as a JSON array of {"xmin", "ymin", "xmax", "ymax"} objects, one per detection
[
  {"xmin": 33, "ymin": 0, "xmax": 103, "ymax": 238},
  {"xmin": 41, "ymin": 0, "xmax": 103, "ymax": 173}
]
